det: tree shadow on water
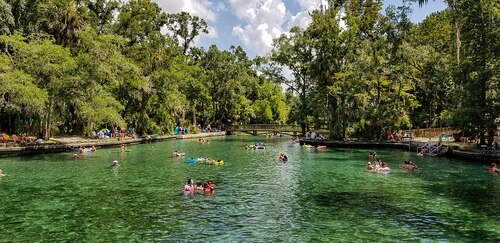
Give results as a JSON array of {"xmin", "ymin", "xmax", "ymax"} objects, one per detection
[{"xmin": 305, "ymin": 190, "xmax": 499, "ymax": 241}]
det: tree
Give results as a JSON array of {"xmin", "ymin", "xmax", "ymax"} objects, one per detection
[
  {"xmin": 271, "ymin": 27, "xmax": 314, "ymax": 134},
  {"xmin": 165, "ymin": 11, "xmax": 208, "ymax": 55},
  {"xmin": 0, "ymin": 0, "xmax": 15, "ymax": 34}
]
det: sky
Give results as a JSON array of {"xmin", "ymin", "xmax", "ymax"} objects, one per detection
[{"xmin": 153, "ymin": 0, "xmax": 448, "ymax": 57}]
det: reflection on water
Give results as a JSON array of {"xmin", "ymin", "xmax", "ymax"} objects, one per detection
[{"xmin": 0, "ymin": 136, "xmax": 498, "ymax": 241}]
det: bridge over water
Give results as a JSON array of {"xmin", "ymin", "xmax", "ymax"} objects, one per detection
[{"xmin": 226, "ymin": 124, "xmax": 299, "ymax": 135}]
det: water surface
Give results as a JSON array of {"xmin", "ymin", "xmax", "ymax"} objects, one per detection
[{"xmin": 0, "ymin": 136, "xmax": 498, "ymax": 241}]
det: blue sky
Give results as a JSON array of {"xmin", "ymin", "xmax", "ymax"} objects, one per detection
[{"xmin": 153, "ymin": 0, "xmax": 448, "ymax": 57}]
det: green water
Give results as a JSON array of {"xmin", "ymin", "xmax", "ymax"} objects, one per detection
[{"xmin": 0, "ymin": 136, "xmax": 499, "ymax": 242}]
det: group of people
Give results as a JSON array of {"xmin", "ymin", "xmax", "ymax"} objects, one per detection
[
  {"xmin": 72, "ymin": 145, "xmax": 97, "ymax": 158},
  {"xmin": 246, "ymin": 142, "xmax": 266, "ymax": 150},
  {"xmin": 196, "ymin": 139, "xmax": 209, "ymax": 144},
  {"xmin": 183, "ymin": 179, "xmax": 216, "ymax": 194},
  {"xmin": 305, "ymin": 131, "xmax": 325, "ymax": 140},
  {"xmin": 92, "ymin": 126, "xmax": 136, "ymax": 140},
  {"xmin": 1, "ymin": 133, "xmax": 43, "ymax": 145},
  {"xmin": 365, "ymin": 159, "xmax": 391, "ymax": 172},
  {"xmin": 417, "ymin": 142, "xmax": 446, "ymax": 156}
]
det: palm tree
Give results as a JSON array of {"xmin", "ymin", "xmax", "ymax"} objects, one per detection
[{"xmin": 39, "ymin": 0, "xmax": 86, "ymax": 45}]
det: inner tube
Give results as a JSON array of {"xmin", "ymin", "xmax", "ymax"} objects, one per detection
[{"xmin": 187, "ymin": 158, "xmax": 196, "ymax": 163}]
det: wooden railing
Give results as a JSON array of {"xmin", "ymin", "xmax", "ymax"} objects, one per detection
[
  {"xmin": 409, "ymin": 127, "xmax": 459, "ymax": 138},
  {"xmin": 226, "ymin": 124, "xmax": 299, "ymax": 132}
]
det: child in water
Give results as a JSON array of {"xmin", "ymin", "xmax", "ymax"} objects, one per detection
[
  {"xmin": 183, "ymin": 179, "xmax": 195, "ymax": 193},
  {"xmin": 488, "ymin": 163, "xmax": 500, "ymax": 173}
]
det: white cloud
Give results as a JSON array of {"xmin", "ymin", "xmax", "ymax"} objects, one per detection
[
  {"xmin": 229, "ymin": 0, "xmax": 287, "ymax": 55},
  {"xmin": 229, "ymin": 0, "xmax": 334, "ymax": 56},
  {"xmin": 152, "ymin": 0, "xmax": 222, "ymax": 47},
  {"xmin": 154, "ymin": 0, "xmax": 221, "ymax": 22}
]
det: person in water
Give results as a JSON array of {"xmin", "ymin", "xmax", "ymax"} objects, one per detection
[
  {"xmin": 278, "ymin": 153, "xmax": 288, "ymax": 162},
  {"xmin": 488, "ymin": 163, "xmax": 500, "ymax": 173},
  {"xmin": 245, "ymin": 144, "xmax": 250, "ymax": 150},
  {"xmin": 183, "ymin": 179, "xmax": 195, "ymax": 193},
  {"xmin": 72, "ymin": 154, "xmax": 81, "ymax": 159},
  {"xmin": 366, "ymin": 162, "xmax": 374, "ymax": 171},
  {"xmin": 368, "ymin": 151, "xmax": 377, "ymax": 161},
  {"xmin": 403, "ymin": 161, "xmax": 417, "ymax": 171},
  {"xmin": 378, "ymin": 163, "xmax": 391, "ymax": 172},
  {"xmin": 172, "ymin": 150, "xmax": 183, "ymax": 157},
  {"xmin": 111, "ymin": 160, "xmax": 120, "ymax": 168},
  {"xmin": 0, "ymin": 169, "xmax": 5, "ymax": 177}
]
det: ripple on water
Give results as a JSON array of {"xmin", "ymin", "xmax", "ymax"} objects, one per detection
[{"xmin": 0, "ymin": 136, "xmax": 499, "ymax": 241}]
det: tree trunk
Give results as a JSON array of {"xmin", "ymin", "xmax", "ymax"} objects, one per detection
[
  {"xmin": 137, "ymin": 93, "xmax": 150, "ymax": 135},
  {"xmin": 43, "ymin": 100, "xmax": 53, "ymax": 140},
  {"xmin": 192, "ymin": 104, "xmax": 197, "ymax": 126}
]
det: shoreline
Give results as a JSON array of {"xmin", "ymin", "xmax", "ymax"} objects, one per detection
[
  {"xmin": 300, "ymin": 139, "xmax": 500, "ymax": 162},
  {"xmin": 0, "ymin": 132, "xmax": 226, "ymax": 157}
]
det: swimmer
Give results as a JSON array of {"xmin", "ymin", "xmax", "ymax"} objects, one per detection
[
  {"xmin": 0, "ymin": 169, "xmax": 4, "ymax": 177},
  {"xmin": 72, "ymin": 154, "xmax": 81, "ymax": 159},
  {"xmin": 278, "ymin": 153, "xmax": 288, "ymax": 162},
  {"xmin": 172, "ymin": 150, "xmax": 180, "ymax": 157},
  {"xmin": 183, "ymin": 179, "xmax": 195, "ymax": 193},
  {"xmin": 111, "ymin": 160, "xmax": 120, "ymax": 167},
  {"xmin": 488, "ymin": 163, "xmax": 500, "ymax": 173},
  {"xmin": 79, "ymin": 146, "xmax": 88, "ymax": 154},
  {"xmin": 406, "ymin": 161, "xmax": 417, "ymax": 171},
  {"xmin": 378, "ymin": 163, "xmax": 390, "ymax": 172},
  {"xmin": 366, "ymin": 162, "xmax": 374, "ymax": 171},
  {"xmin": 369, "ymin": 151, "xmax": 377, "ymax": 161},
  {"xmin": 245, "ymin": 144, "xmax": 250, "ymax": 150},
  {"xmin": 373, "ymin": 159, "xmax": 381, "ymax": 171},
  {"xmin": 120, "ymin": 144, "xmax": 126, "ymax": 152},
  {"xmin": 91, "ymin": 145, "xmax": 96, "ymax": 152}
]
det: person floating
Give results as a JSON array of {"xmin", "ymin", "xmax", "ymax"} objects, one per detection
[
  {"xmin": 172, "ymin": 150, "xmax": 185, "ymax": 157},
  {"xmin": 378, "ymin": 163, "xmax": 391, "ymax": 173},
  {"xmin": 366, "ymin": 162, "xmax": 374, "ymax": 171},
  {"xmin": 111, "ymin": 160, "xmax": 120, "ymax": 168},
  {"xmin": 488, "ymin": 163, "xmax": 500, "ymax": 173},
  {"xmin": 278, "ymin": 153, "xmax": 288, "ymax": 162}
]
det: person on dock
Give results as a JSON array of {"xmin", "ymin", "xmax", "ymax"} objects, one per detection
[{"xmin": 487, "ymin": 163, "xmax": 500, "ymax": 173}]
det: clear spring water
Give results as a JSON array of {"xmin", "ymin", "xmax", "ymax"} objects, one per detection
[{"xmin": 0, "ymin": 136, "xmax": 498, "ymax": 242}]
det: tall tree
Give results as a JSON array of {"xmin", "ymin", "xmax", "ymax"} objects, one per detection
[{"xmin": 165, "ymin": 11, "xmax": 208, "ymax": 55}]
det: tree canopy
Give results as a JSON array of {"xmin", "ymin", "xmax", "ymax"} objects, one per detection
[{"xmin": 0, "ymin": 0, "xmax": 498, "ymax": 145}]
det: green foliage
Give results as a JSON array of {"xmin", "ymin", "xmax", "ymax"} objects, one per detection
[{"xmin": 3, "ymin": 0, "xmax": 494, "ymax": 145}]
